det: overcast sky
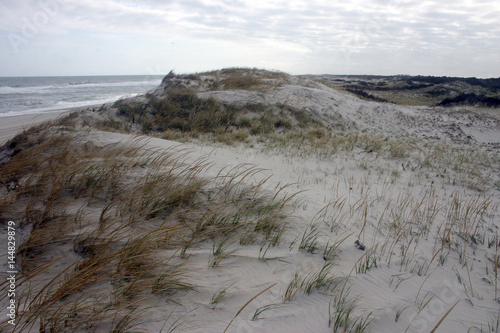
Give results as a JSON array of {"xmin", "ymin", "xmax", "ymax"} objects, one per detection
[{"xmin": 1, "ymin": 0, "xmax": 499, "ymax": 77}]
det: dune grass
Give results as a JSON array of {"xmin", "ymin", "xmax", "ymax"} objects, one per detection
[
  {"xmin": 0, "ymin": 120, "xmax": 296, "ymax": 332},
  {"xmin": 1, "ymin": 69, "xmax": 499, "ymax": 332}
]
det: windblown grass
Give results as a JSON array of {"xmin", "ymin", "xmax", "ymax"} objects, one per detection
[
  {"xmin": 0, "ymin": 120, "xmax": 295, "ymax": 332},
  {"xmin": 283, "ymin": 261, "xmax": 339, "ymax": 302},
  {"xmin": 1, "ymin": 69, "xmax": 499, "ymax": 331}
]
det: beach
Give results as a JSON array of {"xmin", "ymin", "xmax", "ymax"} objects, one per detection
[
  {"xmin": 0, "ymin": 74, "xmax": 163, "ymax": 145},
  {"xmin": 0, "ymin": 110, "xmax": 72, "ymax": 145}
]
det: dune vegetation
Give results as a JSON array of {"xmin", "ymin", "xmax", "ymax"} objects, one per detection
[{"xmin": 1, "ymin": 68, "xmax": 499, "ymax": 332}]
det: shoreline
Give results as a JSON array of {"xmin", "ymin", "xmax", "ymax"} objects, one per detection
[{"xmin": 0, "ymin": 105, "xmax": 103, "ymax": 145}]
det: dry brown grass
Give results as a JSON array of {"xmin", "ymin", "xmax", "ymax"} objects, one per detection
[{"xmin": 0, "ymin": 120, "xmax": 295, "ymax": 332}]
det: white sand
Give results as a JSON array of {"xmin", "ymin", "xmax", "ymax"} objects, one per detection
[
  {"xmin": 0, "ymin": 110, "xmax": 71, "ymax": 145},
  {"xmin": 83, "ymin": 127, "xmax": 500, "ymax": 332},
  {"xmin": 1, "ymin": 80, "xmax": 499, "ymax": 332}
]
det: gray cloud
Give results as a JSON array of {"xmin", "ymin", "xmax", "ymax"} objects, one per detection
[{"xmin": 0, "ymin": 0, "xmax": 499, "ymax": 76}]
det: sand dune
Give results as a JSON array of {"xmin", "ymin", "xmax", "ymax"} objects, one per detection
[{"xmin": 1, "ymin": 69, "xmax": 499, "ymax": 332}]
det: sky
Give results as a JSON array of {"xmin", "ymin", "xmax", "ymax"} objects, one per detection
[{"xmin": 0, "ymin": 0, "xmax": 499, "ymax": 77}]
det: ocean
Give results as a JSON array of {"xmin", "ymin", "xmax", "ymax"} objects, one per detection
[{"xmin": 0, "ymin": 75, "xmax": 164, "ymax": 117}]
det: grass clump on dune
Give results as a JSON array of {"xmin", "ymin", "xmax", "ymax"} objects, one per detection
[
  {"xmin": 200, "ymin": 67, "xmax": 289, "ymax": 91},
  {"xmin": 112, "ymin": 86, "xmax": 325, "ymax": 147},
  {"xmin": 114, "ymin": 89, "xmax": 237, "ymax": 134},
  {"xmin": 0, "ymin": 119, "xmax": 295, "ymax": 332}
]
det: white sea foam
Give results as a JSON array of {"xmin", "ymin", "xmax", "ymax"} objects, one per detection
[{"xmin": 0, "ymin": 75, "xmax": 162, "ymax": 116}]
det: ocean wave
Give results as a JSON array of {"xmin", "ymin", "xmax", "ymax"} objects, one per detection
[
  {"xmin": 64, "ymin": 80, "xmax": 161, "ymax": 89},
  {"xmin": 0, "ymin": 109, "xmax": 61, "ymax": 118},
  {"xmin": 0, "ymin": 79, "xmax": 161, "ymax": 95},
  {"xmin": 0, "ymin": 85, "xmax": 57, "ymax": 94},
  {"xmin": 0, "ymin": 93, "xmax": 141, "ymax": 117}
]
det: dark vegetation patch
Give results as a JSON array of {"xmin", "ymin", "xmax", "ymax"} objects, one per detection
[
  {"xmin": 114, "ymin": 89, "xmax": 235, "ymax": 133},
  {"xmin": 408, "ymin": 76, "xmax": 500, "ymax": 92},
  {"xmin": 324, "ymin": 75, "xmax": 500, "ymax": 92},
  {"xmin": 437, "ymin": 93, "xmax": 500, "ymax": 107},
  {"xmin": 345, "ymin": 89, "xmax": 389, "ymax": 103},
  {"xmin": 315, "ymin": 74, "xmax": 500, "ymax": 106},
  {"xmin": 112, "ymin": 87, "xmax": 325, "ymax": 144}
]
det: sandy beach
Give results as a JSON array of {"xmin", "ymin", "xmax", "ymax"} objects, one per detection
[
  {"xmin": 0, "ymin": 103, "xmax": 109, "ymax": 145},
  {"xmin": 0, "ymin": 110, "xmax": 71, "ymax": 145}
]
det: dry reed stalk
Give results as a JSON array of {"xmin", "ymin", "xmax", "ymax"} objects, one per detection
[
  {"xmin": 223, "ymin": 283, "xmax": 276, "ymax": 333},
  {"xmin": 495, "ymin": 231, "xmax": 498, "ymax": 301},
  {"xmin": 429, "ymin": 299, "xmax": 460, "ymax": 333}
]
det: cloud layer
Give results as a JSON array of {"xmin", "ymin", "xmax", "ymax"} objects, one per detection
[{"xmin": 1, "ymin": 0, "xmax": 499, "ymax": 76}]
